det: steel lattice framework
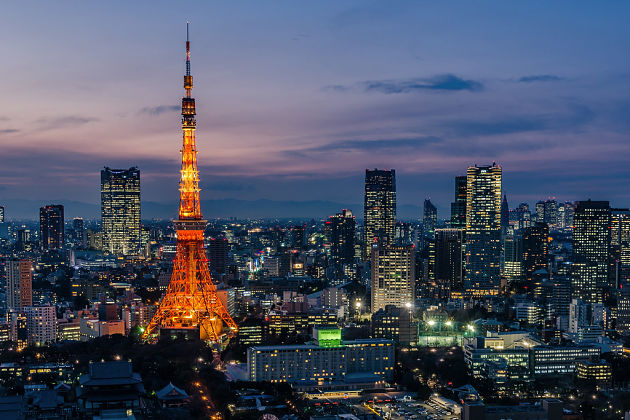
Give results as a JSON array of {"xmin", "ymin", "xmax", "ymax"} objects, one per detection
[{"xmin": 143, "ymin": 23, "xmax": 238, "ymax": 342}]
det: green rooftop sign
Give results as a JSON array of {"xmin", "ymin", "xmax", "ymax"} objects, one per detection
[{"xmin": 315, "ymin": 327, "xmax": 342, "ymax": 347}]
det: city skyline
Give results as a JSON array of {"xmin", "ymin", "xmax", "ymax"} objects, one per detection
[{"xmin": 2, "ymin": 1, "xmax": 630, "ymax": 219}]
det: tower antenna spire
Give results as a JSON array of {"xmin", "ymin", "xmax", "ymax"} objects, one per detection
[{"xmin": 185, "ymin": 20, "xmax": 191, "ymax": 78}]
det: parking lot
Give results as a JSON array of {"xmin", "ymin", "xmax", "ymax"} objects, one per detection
[{"xmin": 365, "ymin": 398, "xmax": 460, "ymax": 420}]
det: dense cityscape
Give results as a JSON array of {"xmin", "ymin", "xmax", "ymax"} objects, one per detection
[{"xmin": 2, "ymin": 3, "xmax": 630, "ymax": 420}]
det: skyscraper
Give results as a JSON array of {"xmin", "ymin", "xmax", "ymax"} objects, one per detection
[
  {"xmin": 522, "ymin": 222, "xmax": 549, "ymax": 282},
  {"xmin": 434, "ymin": 228, "xmax": 464, "ymax": 292},
  {"xmin": 208, "ymin": 237, "xmax": 229, "ymax": 275},
  {"xmin": 465, "ymin": 163, "xmax": 502, "ymax": 296},
  {"xmin": 610, "ymin": 208, "xmax": 630, "ymax": 288},
  {"xmin": 325, "ymin": 209, "xmax": 356, "ymax": 266},
  {"xmin": 6, "ymin": 259, "xmax": 32, "ymax": 311},
  {"xmin": 371, "ymin": 245, "xmax": 415, "ymax": 313},
  {"xmin": 450, "ymin": 175, "xmax": 467, "ymax": 229},
  {"xmin": 572, "ymin": 200, "xmax": 610, "ymax": 304},
  {"xmin": 39, "ymin": 204, "xmax": 64, "ymax": 250},
  {"xmin": 536, "ymin": 199, "xmax": 558, "ymax": 227},
  {"xmin": 0, "ymin": 205, "xmax": 4, "ymax": 222},
  {"xmin": 363, "ymin": 169, "xmax": 396, "ymax": 259},
  {"xmin": 503, "ymin": 230, "xmax": 523, "ymax": 281},
  {"xmin": 500, "ymin": 194, "xmax": 509, "ymax": 239},
  {"xmin": 73, "ymin": 217, "xmax": 86, "ymax": 248},
  {"xmin": 101, "ymin": 167, "xmax": 141, "ymax": 255},
  {"xmin": 421, "ymin": 199, "xmax": 437, "ymax": 252},
  {"xmin": 512, "ymin": 202, "xmax": 532, "ymax": 230}
]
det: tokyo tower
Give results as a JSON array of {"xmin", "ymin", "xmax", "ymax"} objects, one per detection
[{"xmin": 143, "ymin": 23, "xmax": 237, "ymax": 342}]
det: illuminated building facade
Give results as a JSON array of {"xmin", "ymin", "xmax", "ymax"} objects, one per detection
[
  {"xmin": 6, "ymin": 259, "xmax": 32, "ymax": 311},
  {"xmin": 143, "ymin": 24, "xmax": 237, "ymax": 342},
  {"xmin": 371, "ymin": 305, "xmax": 418, "ymax": 346},
  {"xmin": 371, "ymin": 245, "xmax": 415, "ymax": 313},
  {"xmin": 0, "ymin": 205, "xmax": 4, "ymax": 222},
  {"xmin": 39, "ymin": 204, "xmax": 64, "ymax": 250},
  {"xmin": 465, "ymin": 163, "xmax": 502, "ymax": 297},
  {"xmin": 576, "ymin": 360, "xmax": 612, "ymax": 384},
  {"xmin": 572, "ymin": 200, "xmax": 610, "ymax": 304},
  {"xmin": 363, "ymin": 169, "xmax": 396, "ymax": 259},
  {"xmin": 24, "ymin": 305, "xmax": 56, "ymax": 346},
  {"xmin": 101, "ymin": 167, "xmax": 141, "ymax": 255},
  {"xmin": 247, "ymin": 327, "xmax": 394, "ymax": 387}
]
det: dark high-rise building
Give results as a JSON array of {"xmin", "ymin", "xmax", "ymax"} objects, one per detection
[
  {"xmin": 572, "ymin": 200, "xmax": 610, "ymax": 304},
  {"xmin": 290, "ymin": 225, "xmax": 305, "ymax": 249},
  {"xmin": 421, "ymin": 199, "xmax": 437, "ymax": 252},
  {"xmin": 610, "ymin": 208, "xmax": 630, "ymax": 288},
  {"xmin": 39, "ymin": 204, "xmax": 64, "ymax": 250},
  {"xmin": 325, "ymin": 209, "xmax": 356, "ymax": 266},
  {"xmin": 363, "ymin": 169, "xmax": 396, "ymax": 259},
  {"xmin": 73, "ymin": 217, "xmax": 86, "ymax": 248},
  {"xmin": 557, "ymin": 202, "xmax": 575, "ymax": 229},
  {"xmin": 465, "ymin": 163, "xmax": 502, "ymax": 297},
  {"xmin": 500, "ymin": 194, "xmax": 509, "ymax": 239},
  {"xmin": 371, "ymin": 305, "xmax": 418, "ymax": 346},
  {"xmin": 511, "ymin": 202, "xmax": 532, "ymax": 230},
  {"xmin": 522, "ymin": 222, "xmax": 549, "ymax": 282},
  {"xmin": 434, "ymin": 228, "xmax": 464, "ymax": 292},
  {"xmin": 208, "ymin": 237, "xmax": 229, "ymax": 275},
  {"xmin": 0, "ymin": 205, "xmax": 4, "ymax": 222},
  {"xmin": 450, "ymin": 175, "xmax": 467, "ymax": 229},
  {"xmin": 503, "ymin": 231, "xmax": 523, "ymax": 281},
  {"xmin": 101, "ymin": 167, "xmax": 141, "ymax": 255},
  {"xmin": 395, "ymin": 222, "xmax": 415, "ymax": 246},
  {"xmin": 16, "ymin": 229, "xmax": 31, "ymax": 252},
  {"xmin": 536, "ymin": 199, "xmax": 558, "ymax": 227}
]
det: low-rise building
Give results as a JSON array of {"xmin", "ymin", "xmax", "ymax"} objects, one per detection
[
  {"xmin": 576, "ymin": 359, "xmax": 612, "ymax": 386},
  {"xmin": 247, "ymin": 327, "xmax": 394, "ymax": 390}
]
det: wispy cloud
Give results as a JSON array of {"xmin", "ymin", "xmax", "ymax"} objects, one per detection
[
  {"xmin": 326, "ymin": 74, "xmax": 483, "ymax": 94},
  {"xmin": 140, "ymin": 105, "xmax": 180, "ymax": 115},
  {"xmin": 308, "ymin": 136, "xmax": 442, "ymax": 152},
  {"xmin": 35, "ymin": 116, "xmax": 97, "ymax": 131},
  {"xmin": 442, "ymin": 103, "xmax": 594, "ymax": 137},
  {"xmin": 0, "ymin": 129, "xmax": 19, "ymax": 134},
  {"xmin": 518, "ymin": 74, "xmax": 564, "ymax": 83}
]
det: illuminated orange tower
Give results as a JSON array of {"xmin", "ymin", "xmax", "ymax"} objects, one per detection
[{"xmin": 143, "ymin": 23, "xmax": 237, "ymax": 342}]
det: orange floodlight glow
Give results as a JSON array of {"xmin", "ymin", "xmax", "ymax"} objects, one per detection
[{"xmin": 142, "ymin": 23, "xmax": 238, "ymax": 343}]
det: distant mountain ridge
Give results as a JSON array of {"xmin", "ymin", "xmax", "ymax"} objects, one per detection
[{"xmin": 1, "ymin": 198, "xmax": 422, "ymax": 221}]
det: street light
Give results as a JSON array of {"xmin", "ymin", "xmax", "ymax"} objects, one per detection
[
  {"xmin": 445, "ymin": 320, "xmax": 452, "ymax": 327},
  {"xmin": 428, "ymin": 320, "xmax": 436, "ymax": 327}
]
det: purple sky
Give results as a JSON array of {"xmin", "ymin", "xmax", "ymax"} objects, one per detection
[{"xmin": 1, "ymin": 1, "xmax": 630, "ymax": 219}]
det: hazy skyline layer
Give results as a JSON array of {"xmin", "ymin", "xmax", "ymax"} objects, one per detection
[{"xmin": 2, "ymin": 1, "xmax": 630, "ymax": 219}]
